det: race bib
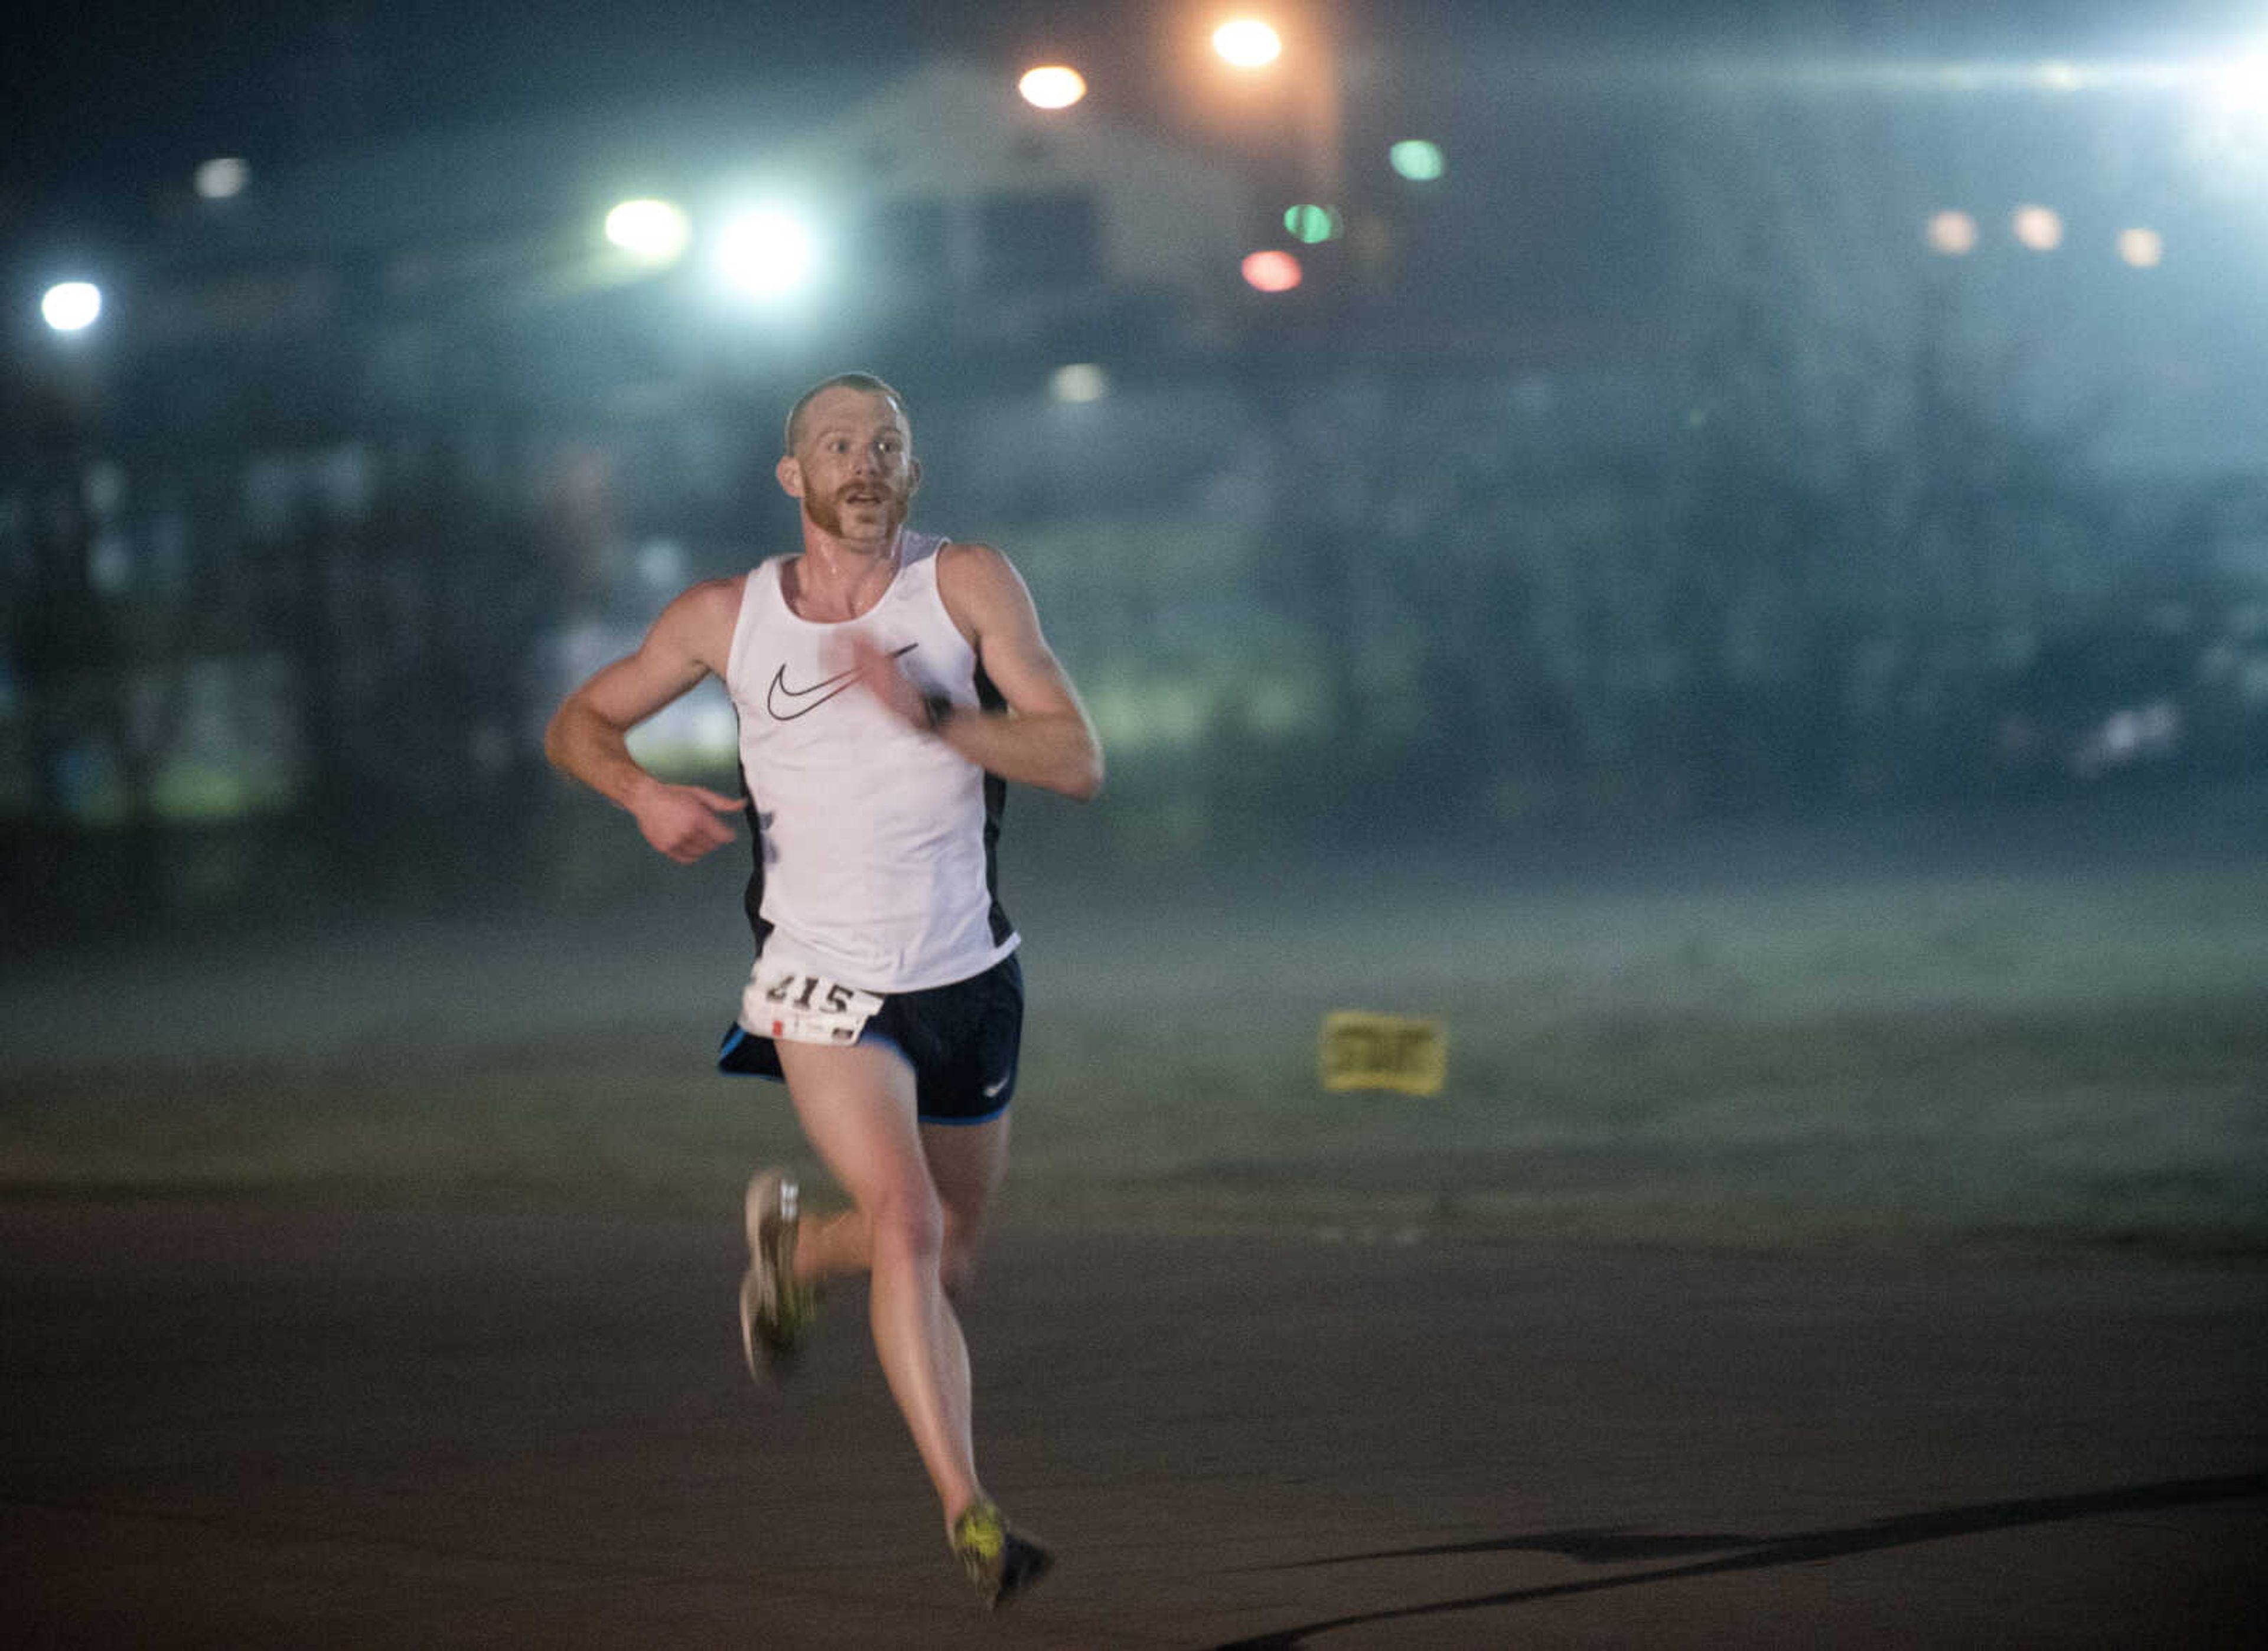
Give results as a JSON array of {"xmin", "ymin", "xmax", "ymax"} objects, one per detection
[{"xmin": 748, "ymin": 967, "xmax": 885, "ymax": 1047}]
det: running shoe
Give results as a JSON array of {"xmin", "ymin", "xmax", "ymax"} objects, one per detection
[
  {"xmin": 738, "ymin": 1169, "xmax": 815, "ymax": 1381},
  {"xmin": 951, "ymin": 1499, "xmax": 1055, "ymax": 1609}
]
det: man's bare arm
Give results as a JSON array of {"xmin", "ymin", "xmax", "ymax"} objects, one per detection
[
  {"xmin": 545, "ymin": 577, "xmax": 747, "ymax": 863},
  {"xmin": 848, "ymin": 543, "xmax": 1102, "ymax": 800}
]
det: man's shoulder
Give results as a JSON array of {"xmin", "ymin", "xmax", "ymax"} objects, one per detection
[
  {"xmin": 933, "ymin": 540, "xmax": 1019, "ymax": 625},
  {"xmin": 935, "ymin": 537, "xmax": 1003, "ymax": 564},
  {"xmin": 653, "ymin": 572, "xmax": 751, "ymax": 665},
  {"xmin": 679, "ymin": 571, "xmax": 752, "ymax": 621},
  {"xmin": 934, "ymin": 539, "xmax": 1017, "ymax": 589}
]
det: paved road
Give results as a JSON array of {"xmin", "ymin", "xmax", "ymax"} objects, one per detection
[{"xmin": 4, "ymin": 1201, "xmax": 2263, "ymax": 1647}]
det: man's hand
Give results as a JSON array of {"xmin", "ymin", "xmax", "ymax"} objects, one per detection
[
  {"xmin": 631, "ymin": 782, "xmax": 742, "ymax": 864},
  {"xmin": 544, "ymin": 576, "xmax": 749, "ymax": 859},
  {"xmin": 847, "ymin": 634, "xmax": 928, "ymax": 728}
]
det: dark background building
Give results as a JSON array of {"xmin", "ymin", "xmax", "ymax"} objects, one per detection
[{"xmin": 5, "ymin": 2, "xmax": 2266, "ymax": 933}]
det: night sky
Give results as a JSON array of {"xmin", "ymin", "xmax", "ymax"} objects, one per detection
[
  {"xmin": 9, "ymin": 1, "xmax": 2258, "ymax": 226},
  {"xmin": 8, "ymin": 0, "xmax": 2267, "ymax": 467}
]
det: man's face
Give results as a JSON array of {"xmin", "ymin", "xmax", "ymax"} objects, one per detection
[{"xmin": 778, "ymin": 388, "xmax": 920, "ymax": 546}]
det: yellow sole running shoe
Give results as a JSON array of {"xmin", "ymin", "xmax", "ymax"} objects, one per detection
[{"xmin": 951, "ymin": 1499, "xmax": 1055, "ymax": 1609}]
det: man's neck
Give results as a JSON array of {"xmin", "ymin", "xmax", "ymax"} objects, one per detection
[{"xmin": 788, "ymin": 527, "xmax": 902, "ymax": 622}]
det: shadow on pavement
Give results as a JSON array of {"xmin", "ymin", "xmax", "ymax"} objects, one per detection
[{"xmin": 1217, "ymin": 1470, "xmax": 2268, "ymax": 1649}]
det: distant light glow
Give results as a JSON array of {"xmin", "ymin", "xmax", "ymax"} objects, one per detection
[
  {"xmin": 1283, "ymin": 203, "xmax": 1341, "ymax": 243},
  {"xmin": 1925, "ymin": 210, "xmax": 1979, "ymax": 256},
  {"xmin": 2207, "ymin": 53, "xmax": 2268, "ymax": 109},
  {"xmin": 1241, "ymin": 249, "xmax": 1303, "ymax": 292},
  {"xmin": 194, "ymin": 157, "xmax": 249, "ymax": 200},
  {"xmin": 41, "ymin": 281, "xmax": 103, "ymax": 333},
  {"xmin": 90, "ymin": 531, "xmax": 132, "ymax": 593},
  {"xmin": 2188, "ymin": 53, "xmax": 2268, "ymax": 190},
  {"xmin": 636, "ymin": 538, "xmax": 687, "ymax": 588},
  {"xmin": 2117, "ymin": 226, "xmax": 2165, "ymax": 267},
  {"xmin": 2012, "ymin": 204, "xmax": 2064, "ymax": 252},
  {"xmin": 1050, "ymin": 363, "xmax": 1110, "ymax": 403},
  {"xmin": 690, "ymin": 700, "xmax": 739, "ymax": 755},
  {"xmin": 604, "ymin": 198, "xmax": 691, "ymax": 265},
  {"xmin": 1688, "ymin": 56, "xmax": 2184, "ymax": 94},
  {"xmin": 1683, "ymin": 53, "xmax": 2268, "ymax": 99},
  {"xmin": 1695, "ymin": 50, "xmax": 2268, "ymax": 198},
  {"xmin": 1019, "ymin": 66, "xmax": 1087, "ymax": 109},
  {"xmin": 1389, "ymin": 139, "xmax": 1446, "ymax": 182},
  {"xmin": 714, "ymin": 206, "xmax": 819, "ymax": 299},
  {"xmin": 1213, "ymin": 19, "xmax": 1283, "ymax": 70}
]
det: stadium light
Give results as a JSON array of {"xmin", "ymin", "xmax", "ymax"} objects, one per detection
[
  {"xmin": 604, "ymin": 198, "xmax": 692, "ymax": 266},
  {"xmin": 1213, "ymin": 18, "xmax": 1283, "ymax": 70},
  {"xmin": 714, "ymin": 205, "xmax": 820, "ymax": 301},
  {"xmin": 2182, "ymin": 48, "xmax": 2268, "ymax": 187},
  {"xmin": 1019, "ymin": 66, "xmax": 1087, "ymax": 109},
  {"xmin": 40, "ymin": 281, "xmax": 103, "ymax": 333},
  {"xmin": 2207, "ymin": 53, "xmax": 2268, "ymax": 109}
]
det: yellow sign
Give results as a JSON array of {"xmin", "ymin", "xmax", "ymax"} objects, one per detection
[{"xmin": 1320, "ymin": 1011, "xmax": 1447, "ymax": 1095}]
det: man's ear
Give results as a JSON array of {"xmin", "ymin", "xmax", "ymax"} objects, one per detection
[
  {"xmin": 775, "ymin": 453, "xmax": 804, "ymax": 498},
  {"xmin": 907, "ymin": 456, "xmax": 924, "ymax": 497}
]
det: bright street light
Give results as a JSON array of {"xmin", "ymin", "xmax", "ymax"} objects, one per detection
[
  {"xmin": 714, "ymin": 205, "xmax": 820, "ymax": 301},
  {"xmin": 1019, "ymin": 66, "xmax": 1087, "ymax": 109},
  {"xmin": 1213, "ymin": 18, "xmax": 1283, "ymax": 70},
  {"xmin": 41, "ymin": 281, "xmax": 103, "ymax": 333},
  {"xmin": 604, "ymin": 198, "xmax": 692, "ymax": 265},
  {"xmin": 2206, "ymin": 53, "xmax": 2268, "ymax": 109}
]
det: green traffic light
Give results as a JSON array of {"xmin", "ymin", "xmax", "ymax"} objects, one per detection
[{"xmin": 1283, "ymin": 204, "xmax": 1342, "ymax": 244}]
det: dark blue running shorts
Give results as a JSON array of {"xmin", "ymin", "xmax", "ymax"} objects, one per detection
[{"xmin": 716, "ymin": 952, "xmax": 1023, "ymax": 1125}]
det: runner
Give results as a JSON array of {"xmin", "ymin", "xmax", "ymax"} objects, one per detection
[{"xmin": 545, "ymin": 371, "xmax": 1102, "ymax": 1607}]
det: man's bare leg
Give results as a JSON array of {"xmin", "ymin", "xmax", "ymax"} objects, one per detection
[
  {"xmin": 795, "ymin": 1114, "xmax": 1011, "ymax": 1299},
  {"xmin": 775, "ymin": 1040, "xmax": 988, "ymax": 1525}
]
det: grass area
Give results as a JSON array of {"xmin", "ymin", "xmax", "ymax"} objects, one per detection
[
  {"xmin": 8, "ymin": 825, "xmax": 2266, "ymax": 1260},
  {"xmin": 1011, "ymin": 991, "xmax": 2268, "ymax": 1258},
  {"xmin": 5, "ymin": 987, "xmax": 2263, "ymax": 1261}
]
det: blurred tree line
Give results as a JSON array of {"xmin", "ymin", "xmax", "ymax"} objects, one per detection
[
  {"xmin": 6, "ymin": 83, "xmax": 2267, "ymax": 937},
  {"xmin": 6, "ymin": 332, "xmax": 2262, "ymax": 939}
]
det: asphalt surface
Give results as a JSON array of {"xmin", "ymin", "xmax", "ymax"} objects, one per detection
[{"xmin": 4, "ymin": 1200, "xmax": 2264, "ymax": 1648}]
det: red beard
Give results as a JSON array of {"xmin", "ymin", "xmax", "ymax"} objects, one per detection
[{"xmin": 806, "ymin": 483, "xmax": 906, "ymax": 539}]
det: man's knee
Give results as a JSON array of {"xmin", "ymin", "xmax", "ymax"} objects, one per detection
[{"xmin": 865, "ymin": 1185, "xmax": 945, "ymax": 1265}]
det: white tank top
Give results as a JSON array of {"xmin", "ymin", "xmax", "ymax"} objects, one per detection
[{"xmin": 723, "ymin": 531, "xmax": 1016, "ymax": 993}]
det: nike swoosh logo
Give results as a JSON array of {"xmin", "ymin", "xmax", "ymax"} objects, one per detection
[
  {"xmin": 983, "ymin": 1070, "xmax": 1014, "ymax": 1099},
  {"xmin": 765, "ymin": 643, "xmax": 917, "ymax": 720}
]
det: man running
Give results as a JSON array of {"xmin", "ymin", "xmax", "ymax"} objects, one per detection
[{"xmin": 544, "ymin": 372, "xmax": 1102, "ymax": 1607}]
